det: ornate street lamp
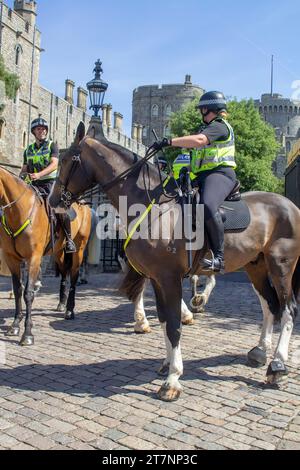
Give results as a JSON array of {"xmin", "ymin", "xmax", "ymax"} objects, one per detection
[{"xmin": 86, "ymin": 59, "xmax": 108, "ymax": 118}]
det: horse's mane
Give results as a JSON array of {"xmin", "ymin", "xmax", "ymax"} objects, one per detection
[
  {"xmin": 0, "ymin": 165, "xmax": 36, "ymax": 194},
  {"xmin": 89, "ymin": 133, "xmax": 168, "ymax": 182}
]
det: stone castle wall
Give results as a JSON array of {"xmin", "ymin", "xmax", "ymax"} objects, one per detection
[
  {"xmin": 0, "ymin": 1, "xmax": 146, "ymax": 170},
  {"xmin": 255, "ymin": 93, "xmax": 300, "ymax": 177},
  {"xmin": 132, "ymin": 76, "xmax": 204, "ymax": 146}
]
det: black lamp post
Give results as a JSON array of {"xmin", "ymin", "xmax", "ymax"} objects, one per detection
[{"xmin": 86, "ymin": 59, "xmax": 108, "ymax": 119}]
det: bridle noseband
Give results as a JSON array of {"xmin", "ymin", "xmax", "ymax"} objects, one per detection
[{"xmin": 56, "ymin": 153, "xmax": 94, "ymax": 208}]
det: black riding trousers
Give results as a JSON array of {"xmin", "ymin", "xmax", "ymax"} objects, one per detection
[{"xmin": 196, "ymin": 167, "xmax": 237, "ymax": 221}]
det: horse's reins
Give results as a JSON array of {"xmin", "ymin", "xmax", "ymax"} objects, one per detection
[
  {"xmin": 0, "ymin": 166, "xmax": 36, "ymax": 240},
  {"xmin": 57, "ymin": 144, "xmax": 178, "ymax": 209}
]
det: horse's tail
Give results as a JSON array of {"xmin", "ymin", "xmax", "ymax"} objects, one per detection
[
  {"xmin": 292, "ymin": 257, "xmax": 300, "ymax": 307},
  {"xmin": 119, "ymin": 264, "xmax": 146, "ymax": 303}
]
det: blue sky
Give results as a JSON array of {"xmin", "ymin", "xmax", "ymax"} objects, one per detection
[{"xmin": 7, "ymin": 0, "xmax": 300, "ymax": 135}]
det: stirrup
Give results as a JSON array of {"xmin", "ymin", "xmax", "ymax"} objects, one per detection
[
  {"xmin": 201, "ymin": 251, "xmax": 224, "ymax": 274},
  {"xmin": 65, "ymin": 239, "xmax": 77, "ymax": 254}
]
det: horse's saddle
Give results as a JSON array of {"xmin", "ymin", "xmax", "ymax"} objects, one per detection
[{"xmin": 192, "ymin": 180, "xmax": 251, "ymax": 232}]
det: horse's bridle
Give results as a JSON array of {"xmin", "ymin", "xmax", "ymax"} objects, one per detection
[{"xmin": 56, "ymin": 153, "xmax": 96, "ymax": 208}]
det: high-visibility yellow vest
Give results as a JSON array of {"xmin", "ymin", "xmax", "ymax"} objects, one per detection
[
  {"xmin": 191, "ymin": 118, "xmax": 236, "ymax": 174},
  {"xmin": 25, "ymin": 140, "xmax": 57, "ymax": 181},
  {"xmin": 173, "ymin": 152, "xmax": 197, "ymax": 180}
]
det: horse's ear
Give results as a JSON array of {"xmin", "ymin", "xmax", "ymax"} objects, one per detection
[{"xmin": 74, "ymin": 122, "xmax": 85, "ymax": 145}]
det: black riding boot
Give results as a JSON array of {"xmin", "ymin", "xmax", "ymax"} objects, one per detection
[
  {"xmin": 201, "ymin": 212, "xmax": 225, "ymax": 273},
  {"xmin": 61, "ymin": 214, "xmax": 77, "ymax": 254}
]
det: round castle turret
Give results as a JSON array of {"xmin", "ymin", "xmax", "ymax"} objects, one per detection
[
  {"xmin": 255, "ymin": 93, "xmax": 300, "ymax": 152},
  {"xmin": 132, "ymin": 75, "xmax": 204, "ymax": 146},
  {"xmin": 255, "ymin": 93, "xmax": 300, "ymax": 177}
]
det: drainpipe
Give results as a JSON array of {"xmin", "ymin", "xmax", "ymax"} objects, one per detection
[
  {"xmin": 66, "ymin": 105, "xmax": 69, "ymax": 148},
  {"xmin": 0, "ymin": 1, "xmax": 3, "ymax": 55},
  {"xmin": 27, "ymin": 25, "xmax": 36, "ymax": 146},
  {"xmin": 49, "ymin": 93, "xmax": 53, "ymax": 139}
]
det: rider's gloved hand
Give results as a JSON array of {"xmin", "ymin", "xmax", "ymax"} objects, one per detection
[{"xmin": 152, "ymin": 138, "xmax": 172, "ymax": 151}]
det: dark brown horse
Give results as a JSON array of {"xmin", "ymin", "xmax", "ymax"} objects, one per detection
[
  {"xmin": 0, "ymin": 166, "xmax": 91, "ymax": 345},
  {"xmin": 49, "ymin": 122, "xmax": 300, "ymax": 402}
]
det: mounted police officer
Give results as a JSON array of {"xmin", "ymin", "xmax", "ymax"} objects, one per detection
[
  {"xmin": 20, "ymin": 117, "xmax": 77, "ymax": 253},
  {"xmin": 155, "ymin": 155, "xmax": 168, "ymax": 172},
  {"xmin": 153, "ymin": 91, "xmax": 237, "ymax": 273}
]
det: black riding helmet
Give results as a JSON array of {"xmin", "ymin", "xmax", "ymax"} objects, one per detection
[
  {"xmin": 197, "ymin": 91, "xmax": 227, "ymax": 116},
  {"xmin": 31, "ymin": 117, "xmax": 49, "ymax": 134},
  {"xmin": 156, "ymin": 155, "xmax": 168, "ymax": 170}
]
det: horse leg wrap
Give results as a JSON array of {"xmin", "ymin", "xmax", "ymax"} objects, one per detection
[
  {"xmin": 247, "ymin": 346, "xmax": 267, "ymax": 367},
  {"xmin": 267, "ymin": 359, "xmax": 288, "ymax": 375}
]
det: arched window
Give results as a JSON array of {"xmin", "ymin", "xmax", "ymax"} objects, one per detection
[
  {"xmin": 287, "ymin": 127, "xmax": 290, "ymax": 135},
  {"xmin": 23, "ymin": 131, "xmax": 27, "ymax": 147},
  {"xmin": 289, "ymin": 106, "xmax": 293, "ymax": 113},
  {"xmin": 0, "ymin": 119, "xmax": 5, "ymax": 139},
  {"xmin": 286, "ymin": 141, "xmax": 291, "ymax": 153},
  {"xmin": 152, "ymin": 104, "xmax": 159, "ymax": 117},
  {"xmin": 15, "ymin": 44, "xmax": 22, "ymax": 66},
  {"xmin": 295, "ymin": 106, "xmax": 298, "ymax": 114},
  {"xmin": 279, "ymin": 106, "xmax": 283, "ymax": 112},
  {"xmin": 142, "ymin": 126, "xmax": 148, "ymax": 138},
  {"xmin": 165, "ymin": 104, "xmax": 172, "ymax": 117},
  {"xmin": 269, "ymin": 106, "xmax": 272, "ymax": 113},
  {"xmin": 264, "ymin": 106, "xmax": 267, "ymax": 113},
  {"xmin": 164, "ymin": 124, "xmax": 171, "ymax": 137},
  {"xmin": 274, "ymin": 106, "xmax": 278, "ymax": 112},
  {"xmin": 284, "ymin": 106, "xmax": 288, "ymax": 112}
]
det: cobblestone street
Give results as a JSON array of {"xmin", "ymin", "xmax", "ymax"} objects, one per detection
[{"xmin": 0, "ymin": 273, "xmax": 299, "ymax": 451}]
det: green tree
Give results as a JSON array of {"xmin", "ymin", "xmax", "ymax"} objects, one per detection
[
  {"xmin": 0, "ymin": 55, "xmax": 20, "ymax": 101},
  {"xmin": 168, "ymin": 97, "xmax": 283, "ymax": 193}
]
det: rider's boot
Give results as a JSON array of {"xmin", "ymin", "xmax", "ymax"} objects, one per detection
[
  {"xmin": 201, "ymin": 212, "xmax": 225, "ymax": 274},
  {"xmin": 60, "ymin": 214, "xmax": 77, "ymax": 253}
]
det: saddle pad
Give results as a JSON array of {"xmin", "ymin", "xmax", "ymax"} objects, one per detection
[{"xmin": 220, "ymin": 199, "xmax": 251, "ymax": 232}]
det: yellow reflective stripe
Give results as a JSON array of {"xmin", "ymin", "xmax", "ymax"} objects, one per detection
[
  {"xmin": 163, "ymin": 176, "xmax": 170, "ymax": 187},
  {"xmin": 123, "ymin": 176, "xmax": 171, "ymax": 275},
  {"xmin": 124, "ymin": 199, "xmax": 155, "ymax": 251},
  {"xmin": 1, "ymin": 215, "xmax": 31, "ymax": 238},
  {"xmin": 13, "ymin": 219, "xmax": 31, "ymax": 238}
]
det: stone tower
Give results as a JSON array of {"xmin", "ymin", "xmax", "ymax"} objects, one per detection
[
  {"xmin": 255, "ymin": 93, "xmax": 300, "ymax": 177},
  {"xmin": 132, "ymin": 75, "xmax": 204, "ymax": 147},
  {"xmin": 14, "ymin": 0, "xmax": 37, "ymax": 26}
]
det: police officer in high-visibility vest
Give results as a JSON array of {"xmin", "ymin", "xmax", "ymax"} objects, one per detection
[
  {"xmin": 155, "ymin": 155, "xmax": 168, "ymax": 173},
  {"xmin": 152, "ymin": 91, "xmax": 237, "ymax": 273},
  {"xmin": 20, "ymin": 117, "xmax": 77, "ymax": 253},
  {"xmin": 172, "ymin": 151, "xmax": 198, "ymax": 183}
]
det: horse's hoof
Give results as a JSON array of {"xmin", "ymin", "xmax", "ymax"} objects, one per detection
[
  {"xmin": 20, "ymin": 335, "xmax": 34, "ymax": 346},
  {"xmin": 247, "ymin": 347, "xmax": 267, "ymax": 368},
  {"xmin": 157, "ymin": 383, "xmax": 181, "ymax": 402},
  {"xmin": 181, "ymin": 317, "xmax": 194, "ymax": 326},
  {"xmin": 266, "ymin": 359, "xmax": 288, "ymax": 384},
  {"xmin": 65, "ymin": 311, "xmax": 75, "ymax": 320},
  {"xmin": 56, "ymin": 303, "xmax": 66, "ymax": 313},
  {"xmin": 134, "ymin": 324, "xmax": 151, "ymax": 334},
  {"xmin": 190, "ymin": 295, "xmax": 206, "ymax": 310},
  {"xmin": 6, "ymin": 326, "xmax": 20, "ymax": 337}
]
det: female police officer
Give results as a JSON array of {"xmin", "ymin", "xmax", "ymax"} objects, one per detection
[{"xmin": 154, "ymin": 91, "xmax": 237, "ymax": 273}]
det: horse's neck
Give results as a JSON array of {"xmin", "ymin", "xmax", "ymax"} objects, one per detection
[
  {"xmin": 91, "ymin": 142, "xmax": 161, "ymax": 211},
  {"xmin": 0, "ymin": 170, "xmax": 33, "ymax": 218}
]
